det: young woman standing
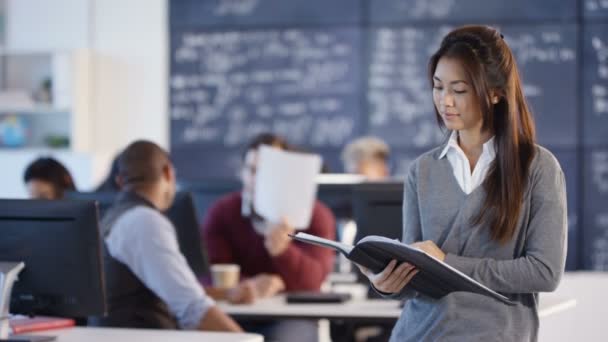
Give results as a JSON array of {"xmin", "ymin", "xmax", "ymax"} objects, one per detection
[{"xmin": 359, "ymin": 25, "xmax": 567, "ymax": 341}]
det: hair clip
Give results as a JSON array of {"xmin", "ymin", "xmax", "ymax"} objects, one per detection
[{"xmin": 500, "ymin": 33, "xmax": 504, "ymax": 39}]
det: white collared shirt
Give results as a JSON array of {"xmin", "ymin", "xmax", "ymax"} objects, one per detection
[
  {"xmin": 439, "ymin": 131, "xmax": 496, "ymax": 194},
  {"xmin": 106, "ymin": 206, "xmax": 215, "ymax": 329}
]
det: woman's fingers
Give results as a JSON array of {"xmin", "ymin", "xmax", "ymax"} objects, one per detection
[
  {"xmin": 359, "ymin": 260, "xmax": 417, "ymax": 294},
  {"xmin": 354, "ymin": 263, "xmax": 369, "ymax": 276},
  {"xmin": 373, "ymin": 260, "xmax": 397, "ymax": 285},
  {"xmin": 381, "ymin": 262, "xmax": 415, "ymax": 292},
  {"xmin": 401, "ymin": 268, "xmax": 419, "ymax": 287}
]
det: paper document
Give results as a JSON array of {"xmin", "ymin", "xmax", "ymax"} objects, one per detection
[{"xmin": 254, "ymin": 146, "xmax": 322, "ymax": 229}]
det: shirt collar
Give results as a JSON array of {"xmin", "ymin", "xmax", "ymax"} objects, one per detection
[
  {"xmin": 438, "ymin": 131, "xmax": 496, "ymax": 160},
  {"xmin": 482, "ymin": 136, "xmax": 496, "ymax": 161},
  {"xmin": 439, "ymin": 131, "xmax": 460, "ymax": 159}
]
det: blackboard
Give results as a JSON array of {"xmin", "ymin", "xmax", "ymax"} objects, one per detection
[
  {"xmin": 169, "ymin": 0, "xmax": 608, "ymax": 270},
  {"xmin": 391, "ymin": 148, "xmax": 431, "ymax": 176},
  {"xmin": 503, "ymin": 25, "xmax": 578, "ymax": 147},
  {"xmin": 584, "ymin": 0, "xmax": 608, "ymax": 19},
  {"xmin": 553, "ymin": 149, "xmax": 580, "ymax": 270},
  {"xmin": 367, "ymin": 0, "xmax": 578, "ymax": 24},
  {"xmin": 583, "ymin": 24, "xmax": 608, "ymax": 146},
  {"xmin": 170, "ymin": 28, "xmax": 362, "ymax": 152},
  {"xmin": 366, "ymin": 24, "xmax": 578, "ymax": 148},
  {"xmin": 170, "ymin": 0, "xmax": 362, "ymax": 28},
  {"xmin": 583, "ymin": 149, "xmax": 608, "ymax": 270},
  {"xmin": 366, "ymin": 26, "xmax": 450, "ymax": 148}
]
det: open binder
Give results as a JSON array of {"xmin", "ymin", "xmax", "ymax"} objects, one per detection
[{"xmin": 291, "ymin": 232, "xmax": 514, "ymax": 305}]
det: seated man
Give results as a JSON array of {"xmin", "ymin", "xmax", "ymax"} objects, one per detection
[
  {"xmin": 89, "ymin": 140, "xmax": 241, "ymax": 332},
  {"xmin": 341, "ymin": 136, "xmax": 391, "ymax": 180},
  {"xmin": 201, "ymin": 133, "xmax": 336, "ymax": 341},
  {"xmin": 23, "ymin": 157, "xmax": 76, "ymax": 199}
]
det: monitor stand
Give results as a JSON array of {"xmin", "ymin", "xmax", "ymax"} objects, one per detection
[{"xmin": 0, "ymin": 262, "xmax": 54, "ymax": 342}]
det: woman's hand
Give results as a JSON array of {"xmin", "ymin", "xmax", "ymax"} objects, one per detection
[
  {"xmin": 357, "ymin": 260, "xmax": 418, "ymax": 294},
  {"xmin": 411, "ymin": 240, "xmax": 446, "ymax": 261}
]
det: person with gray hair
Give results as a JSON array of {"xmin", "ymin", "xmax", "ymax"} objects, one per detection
[{"xmin": 341, "ymin": 136, "xmax": 390, "ymax": 180}]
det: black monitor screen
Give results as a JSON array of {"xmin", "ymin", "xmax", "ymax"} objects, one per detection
[
  {"xmin": 166, "ymin": 192, "xmax": 209, "ymax": 278},
  {"xmin": 0, "ymin": 199, "xmax": 106, "ymax": 317},
  {"xmin": 67, "ymin": 190, "xmax": 209, "ymax": 278},
  {"xmin": 351, "ymin": 182, "xmax": 404, "ymax": 243},
  {"xmin": 317, "ymin": 183, "xmax": 356, "ymax": 220},
  {"xmin": 178, "ymin": 180, "xmax": 241, "ymax": 222},
  {"xmin": 66, "ymin": 191, "xmax": 117, "ymax": 218}
]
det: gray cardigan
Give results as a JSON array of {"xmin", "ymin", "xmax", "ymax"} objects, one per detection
[{"xmin": 386, "ymin": 145, "xmax": 567, "ymax": 342}]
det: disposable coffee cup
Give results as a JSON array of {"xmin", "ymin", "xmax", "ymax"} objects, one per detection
[{"xmin": 210, "ymin": 264, "xmax": 240, "ymax": 289}]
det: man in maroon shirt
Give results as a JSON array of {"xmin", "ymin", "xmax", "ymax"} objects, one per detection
[{"xmin": 201, "ymin": 133, "xmax": 336, "ymax": 342}]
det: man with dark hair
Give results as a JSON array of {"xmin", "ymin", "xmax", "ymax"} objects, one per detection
[
  {"xmin": 89, "ymin": 140, "xmax": 241, "ymax": 332},
  {"xmin": 23, "ymin": 157, "xmax": 76, "ymax": 199},
  {"xmin": 202, "ymin": 133, "xmax": 335, "ymax": 341}
]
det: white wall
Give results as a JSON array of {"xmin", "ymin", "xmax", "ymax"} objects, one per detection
[
  {"xmin": 6, "ymin": 0, "xmax": 90, "ymax": 51},
  {"xmin": 0, "ymin": 150, "xmax": 96, "ymax": 198},
  {"xmin": 90, "ymin": 0, "xmax": 168, "ymax": 156},
  {"xmin": 0, "ymin": 0, "xmax": 169, "ymax": 197}
]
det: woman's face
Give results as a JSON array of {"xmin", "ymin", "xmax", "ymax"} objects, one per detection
[
  {"xmin": 432, "ymin": 57, "xmax": 484, "ymax": 134},
  {"xmin": 26, "ymin": 179, "xmax": 58, "ymax": 200}
]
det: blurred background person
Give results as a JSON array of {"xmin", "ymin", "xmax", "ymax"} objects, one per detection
[
  {"xmin": 341, "ymin": 136, "xmax": 391, "ymax": 181},
  {"xmin": 201, "ymin": 132, "xmax": 335, "ymax": 342},
  {"xmin": 23, "ymin": 157, "xmax": 76, "ymax": 199}
]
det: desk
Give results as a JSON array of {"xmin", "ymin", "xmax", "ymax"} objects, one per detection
[
  {"xmin": 538, "ymin": 272, "xmax": 608, "ymax": 342},
  {"xmin": 28, "ymin": 327, "xmax": 263, "ymax": 342},
  {"xmin": 222, "ymin": 296, "xmax": 399, "ymax": 323},
  {"xmin": 219, "ymin": 294, "xmax": 576, "ymax": 323}
]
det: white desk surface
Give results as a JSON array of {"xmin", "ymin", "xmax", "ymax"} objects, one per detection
[
  {"xmin": 28, "ymin": 327, "xmax": 263, "ymax": 342},
  {"xmin": 219, "ymin": 294, "xmax": 576, "ymax": 321}
]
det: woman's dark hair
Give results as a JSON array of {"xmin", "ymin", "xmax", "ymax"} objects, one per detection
[
  {"xmin": 428, "ymin": 25, "xmax": 536, "ymax": 244},
  {"xmin": 23, "ymin": 157, "xmax": 77, "ymax": 198}
]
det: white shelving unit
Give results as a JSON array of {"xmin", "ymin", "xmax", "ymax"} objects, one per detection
[
  {"xmin": 0, "ymin": 0, "xmax": 101, "ymax": 198},
  {"xmin": 0, "ymin": 49, "xmax": 98, "ymax": 198},
  {"xmin": 0, "ymin": 50, "xmax": 93, "ymax": 151}
]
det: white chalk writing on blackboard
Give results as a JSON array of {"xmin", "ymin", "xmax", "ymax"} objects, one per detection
[
  {"xmin": 591, "ymin": 35, "xmax": 608, "ymax": 115},
  {"xmin": 171, "ymin": 29, "xmax": 360, "ymax": 148}
]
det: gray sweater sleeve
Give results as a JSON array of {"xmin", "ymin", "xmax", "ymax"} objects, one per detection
[
  {"xmin": 373, "ymin": 162, "xmax": 422, "ymax": 300},
  {"xmin": 444, "ymin": 153, "xmax": 568, "ymax": 294}
]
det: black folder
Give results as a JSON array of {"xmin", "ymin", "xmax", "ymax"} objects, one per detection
[{"xmin": 290, "ymin": 232, "xmax": 514, "ymax": 305}]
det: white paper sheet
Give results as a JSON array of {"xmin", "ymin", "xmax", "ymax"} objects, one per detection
[{"xmin": 253, "ymin": 146, "xmax": 322, "ymax": 229}]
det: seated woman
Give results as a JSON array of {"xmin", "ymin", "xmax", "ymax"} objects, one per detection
[{"xmin": 23, "ymin": 157, "xmax": 76, "ymax": 199}]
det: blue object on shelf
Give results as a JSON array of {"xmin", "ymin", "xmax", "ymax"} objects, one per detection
[{"xmin": 0, "ymin": 114, "xmax": 29, "ymax": 147}]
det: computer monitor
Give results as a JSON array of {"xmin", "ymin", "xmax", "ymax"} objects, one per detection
[
  {"xmin": 178, "ymin": 180, "xmax": 241, "ymax": 222},
  {"xmin": 66, "ymin": 191, "xmax": 209, "ymax": 278},
  {"xmin": 0, "ymin": 199, "xmax": 106, "ymax": 318},
  {"xmin": 316, "ymin": 183, "xmax": 356, "ymax": 220},
  {"xmin": 351, "ymin": 182, "xmax": 404, "ymax": 243},
  {"xmin": 165, "ymin": 192, "xmax": 209, "ymax": 278},
  {"xmin": 66, "ymin": 191, "xmax": 117, "ymax": 218}
]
